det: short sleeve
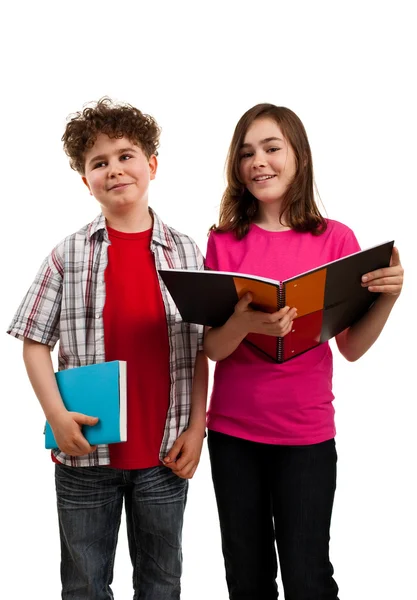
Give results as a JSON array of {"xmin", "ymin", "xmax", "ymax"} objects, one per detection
[
  {"xmin": 205, "ymin": 232, "xmax": 219, "ymax": 270},
  {"xmin": 7, "ymin": 255, "xmax": 63, "ymax": 348},
  {"xmin": 337, "ymin": 227, "xmax": 361, "ymax": 259}
]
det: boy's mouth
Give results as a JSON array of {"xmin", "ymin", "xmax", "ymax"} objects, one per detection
[{"xmin": 108, "ymin": 183, "xmax": 131, "ymax": 191}]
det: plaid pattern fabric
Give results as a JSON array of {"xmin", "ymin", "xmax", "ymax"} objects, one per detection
[{"xmin": 8, "ymin": 210, "xmax": 204, "ymax": 466}]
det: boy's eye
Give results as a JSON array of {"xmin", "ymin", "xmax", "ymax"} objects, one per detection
[
  {"xmin": 120, "ymin": 154, "xmax": 132, "ymax": 161},
  {"xmin": 93, "ymin": 161, "xmax": 106, "ymax": 169}
]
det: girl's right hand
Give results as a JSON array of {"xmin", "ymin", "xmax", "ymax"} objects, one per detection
[
  {"xmin": 48, "ymin": 410, "xmax": 99, "ymax": 456},
  {"xmin": 232, "ymin": 293, "xmax": 297, "ymax": 337}
]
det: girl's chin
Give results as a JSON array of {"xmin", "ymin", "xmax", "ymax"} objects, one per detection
[{"xmin": 255, "ymin": 196, "xmax": 283, "ymax": 205}]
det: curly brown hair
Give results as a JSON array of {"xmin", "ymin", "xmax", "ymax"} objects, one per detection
[
  {"xmin": 212, "ymin": 103, "xmax": 326, "ymax": 239},
  {"xmin": 62, "ymin": 97, "xmax": 161, "ymax": 175}
]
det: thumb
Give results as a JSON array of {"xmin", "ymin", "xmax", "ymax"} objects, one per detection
[
  {"xmin": 237, "ymin": 292, "xmax": 253, "ymax": 309},
  {"xmin": 72, "ymin": 413, "xmax": 99, "ymax": 426},
  {"xmin": 164, "ymin": 438, "xmax": 183, "ymax": 464},
  {"xmin": 390, "ymin": 246, "xmax": 400, "ymax": 267}
]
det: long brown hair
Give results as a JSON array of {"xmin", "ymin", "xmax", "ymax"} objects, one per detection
[{"xmin": 212, "ymin": 104, "xmax": 326, "ymax": 239}]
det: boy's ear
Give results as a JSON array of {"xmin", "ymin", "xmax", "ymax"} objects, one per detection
[
  {"xmin": 149, "ymin": 155, "xmax": 158, "ymax": 181},
  {"xmin": 82, "ymin": 176, "xmax": 93, "ymax": 195}
]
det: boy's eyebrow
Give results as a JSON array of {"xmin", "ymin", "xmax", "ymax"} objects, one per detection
[
  {"xmin": 87, "ymin": 147, "xmax": 138, "ymax": 167},
  {"xmin": 240, "ymin": 137, "xmax": 283, "ymax": 149}
]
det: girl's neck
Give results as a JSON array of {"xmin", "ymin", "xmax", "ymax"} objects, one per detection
[{"xmin": 253, "ymin": 202, "xmax": 291, "ymax": 232}]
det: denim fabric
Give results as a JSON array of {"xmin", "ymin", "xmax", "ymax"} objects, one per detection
[
  {"xmin": 208, "ymin": 431, "xmax": 339, "ymax": 600},
  {"xmin": 55, "ymin": 464, "xmax": 188, "ymax": 599}
]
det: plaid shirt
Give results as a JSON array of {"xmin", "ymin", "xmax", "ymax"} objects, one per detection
[{"xmin": 8, "ymin": 210, "xmax": 204, "ymax": 467}]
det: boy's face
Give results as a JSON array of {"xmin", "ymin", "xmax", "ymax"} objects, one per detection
[{"xmin": 82, "ymin": 134, "xmax": 157, "ymax": 215}]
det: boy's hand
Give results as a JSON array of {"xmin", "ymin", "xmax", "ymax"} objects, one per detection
[
  {"xmin": 233, "ymin": 293, "xmax": 297, "ymax": 337},
  {"xmin": 162, "ymin": 427, "xmax": 205, "ymax": 479},
  {"xmin": 361, "ymin": 247, "xmax": 404, "ymax": 297},
  {"xmin": 49, "ymin": 411, "xmax": 99, "ymax": 456}
]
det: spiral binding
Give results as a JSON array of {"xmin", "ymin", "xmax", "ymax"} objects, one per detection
[{"xmin": 277, "ymin": 282, "xmax": 286, "ymax": 362}]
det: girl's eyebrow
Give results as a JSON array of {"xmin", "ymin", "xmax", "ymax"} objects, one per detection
[{"xmin": 240, "ymin": 136, "xmax": 283, "ymax": 149}]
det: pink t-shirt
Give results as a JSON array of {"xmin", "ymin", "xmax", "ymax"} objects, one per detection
[{"xmin": 205, "ymin": 219, "xmax": 361, "ymax": 445}]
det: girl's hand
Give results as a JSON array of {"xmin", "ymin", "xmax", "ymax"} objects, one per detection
[
  {"xmin": 361, "ymin": 247, "xmax": 404, "ymax": 297},
  {"xmin": 233, "ymin": 293, "xmax": 297, "ymax": 337}
]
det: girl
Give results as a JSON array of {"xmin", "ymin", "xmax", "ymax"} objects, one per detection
[{"xmin": 204, "ymin": 104, "xmax": 403, "ymax": 600}]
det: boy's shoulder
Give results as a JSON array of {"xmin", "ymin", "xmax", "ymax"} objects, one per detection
[
  {"xmin": 48, "ymin": 214, "xmax": 105, "ymax": 274},
  {"xmin": 151, "ymin": 210, "xmax": 200, "ymax": 252},
  {"xmin": 56, "ymin": 214, "xmax": 105, "ymax": 247}
]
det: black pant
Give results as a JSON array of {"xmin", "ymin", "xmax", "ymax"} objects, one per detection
[{"xmin": 208, "ymin": 430, "xmax": 339, "ymax": 600}]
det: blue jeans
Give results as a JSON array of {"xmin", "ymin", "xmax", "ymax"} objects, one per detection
[
  {"xmin": 55, "ymin": 464, "xmax": 188, "ymax": 599},
  {"xmin": 208, "ymin": 431, "xmax": 339, "ymax": 600}
]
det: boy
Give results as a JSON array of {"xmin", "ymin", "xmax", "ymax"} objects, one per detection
[{"xmin": 8, "ymin": 97, "xmax": 208, "ymax": 599}]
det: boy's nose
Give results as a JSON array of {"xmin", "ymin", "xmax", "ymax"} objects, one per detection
[{"xmin": 108, "ymin": 162, "xmax": 124, "ymax": 176}]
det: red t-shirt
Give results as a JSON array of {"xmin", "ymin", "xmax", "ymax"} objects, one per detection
[{"xmin": 103, "ymin": 226, "xmax": 170, "ymax": 469}]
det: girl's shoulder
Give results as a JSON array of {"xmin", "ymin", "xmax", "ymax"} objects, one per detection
[
  {"xmin": 207, "ymin": 228, "xmax": 241, "ymax": 248},
  {"xmin": 323, "ymin": 219, "xmax": 361, "ymax": 255},
  {"xmin": 324, "ymin": 218, "xmax": 356, "ymax": 236}
]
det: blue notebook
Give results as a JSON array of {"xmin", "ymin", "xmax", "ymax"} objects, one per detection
[{"xmin": 45, "ymin": 361, "xmax": 127, "ymax": 449}]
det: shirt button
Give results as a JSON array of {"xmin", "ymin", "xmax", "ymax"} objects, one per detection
[{"xmin": 95, "ymin": 313, "xmax": 101, "ymax": 319}]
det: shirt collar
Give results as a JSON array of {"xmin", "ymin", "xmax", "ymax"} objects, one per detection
[{"xmin": 86, "ymin": 208, "xmax": 174, "ymax": 250}]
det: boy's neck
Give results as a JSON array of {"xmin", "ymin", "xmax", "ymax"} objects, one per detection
[{"xmin": 103, "ymin": 206, "xmax": 153, "ymax": 233}]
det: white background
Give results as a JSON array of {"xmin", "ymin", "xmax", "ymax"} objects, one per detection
[{"xmin": 1, "ymin": 1, "xmax": 416, "ymax": 598}]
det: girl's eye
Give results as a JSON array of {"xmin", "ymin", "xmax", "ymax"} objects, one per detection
[
  {"xmin": 240, "ymin": 152, "xmax": 253, "ymax": 160},
  {"xmin": 267, "ymin": 147, "xmax": 281, "ymax": 153}
]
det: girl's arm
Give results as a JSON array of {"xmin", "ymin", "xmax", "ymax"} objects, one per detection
[
  {"xmin": 336, "ymin": 247, "xmax": 403, "ymax": 362},
  {"xmin": 204, "ymin": 293, "xmax": 297, "ymax": 361}
]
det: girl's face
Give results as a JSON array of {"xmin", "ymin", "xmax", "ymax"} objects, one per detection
[{"xmin": 239, "ymin": 117, "xmax": 297, "ymax": 206}]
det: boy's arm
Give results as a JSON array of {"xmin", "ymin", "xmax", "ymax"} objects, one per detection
[
  {"xmin": 336, "ymin": 247, "xmax": 403, "ymax": 361},
  {"xmin": 23, "ymin": 339, "xmax": 98, "ymax": 456},
  {"xmin": 163, "ymin": 350, "xmax": 208, "ymax": 479}
]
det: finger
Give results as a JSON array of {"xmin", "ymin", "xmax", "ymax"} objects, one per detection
[
  {"xmin": 278, "ymin": 309, "xmax": 297, "ymax": 331},
  {"xmin": 64, "ymin": 441, "xmax": 92, "ymax": 456},
  {"xmin": 73, "ymin": 413, "xmax": 99, "ymax": 426},
  {"xmin": 172, "ymin": 453, "xmax": 194, "ymax": 472},
  {"xmin": 367, "ymin": 284, "xmax": 402, "ymax": 294},
  {"xmin": 163, "ymin": 461, "xmax": 178, "ymax": 471},
  {"xmin": 176, "ymin": 461, "xmax": 197, "ymax": 479},
  {"xmin": 390, "ymin": 246, "xmax": 401, "ymax": 267},
  {"xmin": 362, "ymin": 275, "xmax": 403, "ymax": 288},
  {"xmin": 73, "ymin": 434, "xmax": 95, "ymax": 455},
  {"xmin": 276, "ymin": 320, "xmax": 294, "ymax": 337},
  {"xmin": 236, "ymin": 292, "xmax": 253, "ymax": 311},
  {"xmin": 270, "ymin": 306, "xmax": 291, "ymax": 320},
  {"xmin": 282, "ymin": 321, "xmax": 295, "ymax": 337},
  {"xmin": 163, "ymin": 440, "xmax": 183, "ymax": 464},
  {"xmin": 362, "ymin": 264, "xmax": 403, "ymax": 283}
]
